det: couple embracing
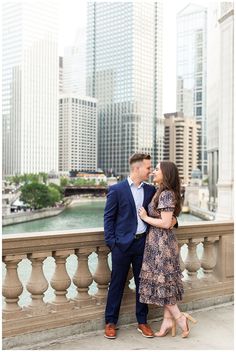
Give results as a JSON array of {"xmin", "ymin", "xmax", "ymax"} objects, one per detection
[{"xmin": 104, "ymin": 153, "xmax": 197, "ymax": 340}]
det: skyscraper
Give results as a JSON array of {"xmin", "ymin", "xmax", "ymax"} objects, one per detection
[
  {"xmin": 63, "ymin": 29, "xmax": 86, "ymax": 95},
  {"xmin": 176, "ymin": 4, "xmax": 207, "ymax": 177},
  {"xmin": 2, "ymin": 2, "xmax": 59, "ymax": 176},
  {"xmin": 216, "ymin": 2, "xmax": 234, "ymax": 219},
  {"xmin": 87, "ymin": 2, "xmax": 163, "ymax": 176},
  {"xmin": 59, "ymin": 57, "xmax": 64, "ymax": 94},
  {"xmin": 207, "ymin": 2, "xmax": 234, "ymax": 218},
  {"xmin": 59, "ymin": 95, "xmax": 97, "ymax": 172},
  {"xmin": 164, "ymin": 112, "xmax": 200, "ymax": 184}
]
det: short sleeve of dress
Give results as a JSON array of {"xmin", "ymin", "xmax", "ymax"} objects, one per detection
[{"xmin": 157, "ymin": 190, "xmax": 175, "ymax": 212}]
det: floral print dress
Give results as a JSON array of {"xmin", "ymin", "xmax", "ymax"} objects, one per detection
[{"xmin": 139, "ymin": 190, "xmax": 184, "ymax": 306}]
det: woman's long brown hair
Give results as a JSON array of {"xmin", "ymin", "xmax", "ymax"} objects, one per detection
[{"xmin": 153, "ymin": 161, "xmax": 182, "ymax": 216}]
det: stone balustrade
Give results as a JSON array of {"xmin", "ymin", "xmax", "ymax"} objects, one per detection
[{"xmin": 2, "ymin": 221, "xmax": 234, "ymax": 339}]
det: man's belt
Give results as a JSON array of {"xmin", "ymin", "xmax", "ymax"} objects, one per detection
[{"xmin": 134, "ymin": 231, "xmax": 147, "ymax": 240}]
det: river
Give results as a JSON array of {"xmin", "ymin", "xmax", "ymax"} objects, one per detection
[{"xmin": 2, "ymin": 198, "xmax": 203, "ymax": 235}]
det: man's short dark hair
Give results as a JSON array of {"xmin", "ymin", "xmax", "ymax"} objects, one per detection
[{"xmin": 129, "ymin": 152, "xmax": 151, "ymax": 165}]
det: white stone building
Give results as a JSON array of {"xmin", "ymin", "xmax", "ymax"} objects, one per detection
[
  {"xmin": 2, "ymin": 2, "xmax": 59, "ymax": 175},
  {"xmin": 59, "ymin": 95, "xmax": 97, "ymax": 172}
]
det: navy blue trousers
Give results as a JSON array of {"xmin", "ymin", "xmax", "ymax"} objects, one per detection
[{"xmin": 105, "ymin": 236, "xmax": 148, "ymax": 324}]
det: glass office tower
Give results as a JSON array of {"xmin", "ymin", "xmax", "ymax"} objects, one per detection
[
  {"xmin": 87, "ymin": 2, "xmax": 163, "ymax": 176},
  {"xmin": 176, "ymin": 4, "xmax": 207, "ymax": 177},
  {"xmin": 2, "ymin": 2, "xmax": 58, "ymax": 175}
]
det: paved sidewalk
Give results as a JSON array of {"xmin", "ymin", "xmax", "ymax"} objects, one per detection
[{"xmin": 32, "ymin": 303, "xmax": 234, "ymax": 350}]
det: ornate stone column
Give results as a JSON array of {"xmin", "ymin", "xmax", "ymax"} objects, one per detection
[
  {"xmin": 178, "ymin": 241, "xmax": 186, "ymax": 273},
  {"xmin": 93, "ymin": 246, "xmax": 111, "ymax": 304},
  {"xmin": 178, "ymin": 241, "xmax": 190, "ymax": 289},
  {"xmin": 201, "ymin": 237, "xmax": 219, "ymax": 283},
  {"xmin": 2, "ymin": 255, "xmax": 26, "ymax": 319},
  {"xmin": 26, "ymin": 252, "xmax": 51, "ymax": 315},
  {"xmin": 73, "ymin": 247, "xmax": 95, "ymax": 307},
  {"xmin": 50, "ymin": 250, "xmax": 74, "ymax": 311},
  {"xmin": 184, "ymin": 239, "xmax": 202, "ymax": 288}
]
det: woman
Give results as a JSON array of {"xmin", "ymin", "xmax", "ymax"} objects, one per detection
[{"xmin": 138, "ymin": 161, "xmax": 197, "ymax": 338}]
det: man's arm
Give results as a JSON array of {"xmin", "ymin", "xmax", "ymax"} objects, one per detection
[{"xmin": 104, "ymin": 187, "xmax": 118, "ymax": 249}]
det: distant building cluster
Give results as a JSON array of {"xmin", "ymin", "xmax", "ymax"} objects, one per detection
[{"xmin": 2, "ymin": 2, "xmax": 234, "ymax": 216}]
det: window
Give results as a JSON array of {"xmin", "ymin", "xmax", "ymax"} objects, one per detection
[
  {"xmin": 196, "ymin": 92, "xmax": 202, "ymax": 101},
  {"xmin": 196, "ymin": 77, "xmax": 202, "ymax": 87},
  {"xmin": 196, "ymin": 107, "xmax": 202, "ymax": 116},
  {"xmin": 196, "ymin": 63, "xmax": 202, "ymax": 72}
]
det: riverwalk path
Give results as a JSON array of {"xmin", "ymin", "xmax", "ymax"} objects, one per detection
[{"xmin": 15, "ymin": 303, "xmax": 234, "ymax": 350}]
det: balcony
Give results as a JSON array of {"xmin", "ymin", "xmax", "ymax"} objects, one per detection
[{"xmin": 2, "ymin": 221, "xmax": 234, "ymax": 350}]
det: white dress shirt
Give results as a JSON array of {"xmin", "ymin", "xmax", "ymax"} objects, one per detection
[{"xmin": 127, "ymin": 176, "xmax": 147, "ymax": 234}]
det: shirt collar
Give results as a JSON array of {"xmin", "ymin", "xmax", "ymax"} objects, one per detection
[{"xmin": 128, "ymin": 176, "xmax": 144, "ymax": 189}]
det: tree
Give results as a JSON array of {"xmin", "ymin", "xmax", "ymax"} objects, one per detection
[
  {"xmin": 71, "ymin": 178, "xmax": 97, "ymax": 186},
  {"xmin": 60, "ymin": 177, "xmax": 69, "ymax": 187},
  {"xmin": 99, "ymin": 180, "xmax": 107, "ymax": 187},
  {"xmin": 20, "ymin": 182, "xmax": 52, "ymax": 209},
  {"xmin": 48, "ymin": 183, "xmax": 64, "ymax": 200},
  {"xmin": 22, "ymin": 173, "xmax": 29, "ymax": 184},
  {"xmin": 27, "ymin": 173, "xmax": 39, "ymax": 183},
  {"xmin": 39, "ymin": 172, "xmax": 48, "ymax": 184},
  {"xmin": 5, "ymin": 176, "xmax": 13, "ymax": 183},
  {"xmin": 48, "ymin": 186, "xmax": 61, "ymax": 205},
  {"xmin": 12, "ymin": 174, "xmax": 21, "ymax": 186}
]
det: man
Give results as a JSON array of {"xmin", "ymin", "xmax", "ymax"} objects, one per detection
[{"xmin": 104, "ymin": 153, "xmax": 177, "ymax": 339}]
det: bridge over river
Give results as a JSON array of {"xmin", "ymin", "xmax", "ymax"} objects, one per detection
[{"xmin": 64, "ymin": 186, "xmax": 107, "ymax": 197}]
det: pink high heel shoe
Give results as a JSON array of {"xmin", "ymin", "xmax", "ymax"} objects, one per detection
[
  {"xmin": 175, "ymin": 312, "xmax": 197, "ymax": 338},
  {"xmin": 154, "ymin": 317, "xmax": 176, "ymax": 337}
]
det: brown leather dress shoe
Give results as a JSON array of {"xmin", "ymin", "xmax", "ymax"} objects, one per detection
[
  {"xmin": 137, "ymin": 324, "xmax": 154, "ymax": 338},
  {"xmin": 104, "ymin": 323, "xmax": 117, "ymax": 339}
]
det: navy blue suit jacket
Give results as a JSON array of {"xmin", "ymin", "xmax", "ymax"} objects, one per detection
[{"xmin": 104, "ymin": 179, "xmax": 156, "ymax": 252}]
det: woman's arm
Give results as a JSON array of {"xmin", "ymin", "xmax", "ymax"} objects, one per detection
[{"xmin": 138, "ymin": 207, "xmax": 173, "ymax": 229}]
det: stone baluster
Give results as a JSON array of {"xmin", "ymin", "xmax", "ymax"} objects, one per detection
[
  {"xmin": 178, "ymin": 241, "xmax": 186, "ymax": 273},
  {"xmin": 26, "ymin": 252, "xmax": 51, "ymax": 315},
  {"xmin": 50, "ymin": 250, "xmax": 74, "ymax": 311},
  {"xmin": 73, "ymin": 248, "xmax": 95, "ymax": 307},
  {"xmin": 184, "ymin": 239, "xmax": 202, "ymax": 288},
  {"xmin": 2, "ymin": 255, "xmax": 26, "ymax": 319},
  {"xmin": 93, "ymin": 246, "xmax": 111, "ymax": 304},
  {"xmin": 178, "ymin": 241, "xmax": 190, "ymax": 289},
  {"xmin": 123, "ymin": 266, "xmax": 135, "ymax": 303},
  {"xmin": 201, "ymin": 237, "xmax": 219, "ymax": 283}
]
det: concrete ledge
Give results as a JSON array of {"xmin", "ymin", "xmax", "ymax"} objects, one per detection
[
  {"xmin": 3, "ymin": 207, "xmax": 65, "ymax": 226},
  {"xmin": 3, "ymin": 293, "xmax": 234, "ymax": 350}
]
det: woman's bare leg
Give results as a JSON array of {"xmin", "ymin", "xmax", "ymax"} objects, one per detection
[
  {"xmin": 165, "ymin": 304, "xmax": 188, "ymax": 331},
  {"xmin": 156, "ymin": 306, "xmax": 174, "ymax": 334}
]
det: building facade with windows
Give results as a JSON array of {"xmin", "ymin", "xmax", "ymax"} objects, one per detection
[
  {"xmin": 59, "ymin": 57, "xmax": 63, "ymax": 94},
  {"xmin": 2, "ymin": 2, "xmax": 59, "ymax": 175},
  {"xmin": 176, "ymin": 4, "xmax": 207, "ymax": 177},
  {"xmin": 87, "ymin": 2, "xmax": 164, "ymax": 176},
  {"xmin": 164, "ymin": 112, "xmax": 200, "ymax": 185},
  {"xmin": 207, "ymin": 2, "xmax": 234, "ymax": 218},
  {"xmin": 63, "ymin": 44, "xmax": 86, "ymax": 95},
  {"xmin": 59, "ymin": 96, "xmax": 97, "ymax": 172}
]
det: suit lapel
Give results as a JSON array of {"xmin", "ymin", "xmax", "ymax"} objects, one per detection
[
  {"xmin": 142, "ymin": 183, "xmax": 150, "ymax": 208},
  {"xmin": 124, "ymin": 179, "xmax": 137, "ymax": 215}
]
